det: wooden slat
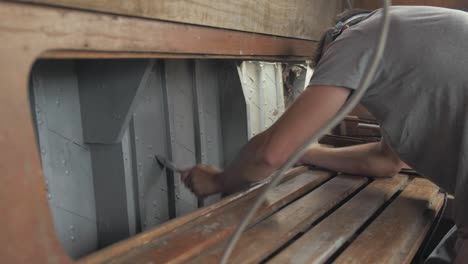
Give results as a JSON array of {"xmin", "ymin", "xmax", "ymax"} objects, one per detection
[
  {"xmin": 334, "ymin": 178, "xmax": 444, "ymax": 264},
  {"xmin": 79, "ymin": 166, "xmax": 308, "ymax": 263},
  {"xmin": 0, "ymin": 1, "xmax": 312, "ymax": 262},
  {"xmin": 319, "ymin": 134, "xmax": 379, "ymax": 147},
  {"xmin": 270, "ymin": 174, "xmax": 409, "ymax": 264},
  {"xmin": 17, "ymin": 0, "xmax": 345, "ymax": 40},
  {"xmin": 190, "ymin": 175, "xmax": 368, "ymax": 264},
  {"xmin": 40, "ymin": 50, "xmax": 312, "ymax": 60},
  {"xmin": 1, "ymin": 2, "xmax": 316, "ymax": 61},
  {"xmin": 344, "ymin": 116, "xmax": 378, "ymax": 124},
  {"xmin": 86, "ymin": 170, "xmax": 332, "ymax": 264}
]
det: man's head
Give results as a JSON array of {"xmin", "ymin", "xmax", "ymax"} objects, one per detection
[{"xmin": 312, "ymin": 9, "xmax": 371, "ymax": 67}]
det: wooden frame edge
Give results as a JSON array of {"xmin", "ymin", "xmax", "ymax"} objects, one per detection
[{"xmin": 0, "ymin": 2, "xmax": 316, "ymax": 263}]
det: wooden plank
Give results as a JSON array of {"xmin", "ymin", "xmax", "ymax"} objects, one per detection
[
  {"xmin": 190, "ymin": 175, "xmax": 368, "ymax": 264},
  {"xmin": 103, "ymin": 171, "xmax": 332, "ymax": 264},
  {"xmin": 344, "ymin": 116, "xmax": 378, "ymax": 124},
  {"xmin": 319, "ymin": 134, "xmax": 379, "ymax": 147},
  {"xmin": 79, "ymin": 166, "xmax": 307, "ymax": 263},
  {"xmin": 270, "ymin": 175, "xmax": 409, "ymax": 264},
  {"xmin": 17, "ymin": 0, "xmax": 345, "ymax": 40},
  {"xmin": 1, "ymin": 2, "xmax": 315, "ymax": 61},
  {"xmin": 79, "ymin": 169, "xmax": 332, "ymax": 264},
  {"xmin": 77, "ymin": 59, "xmax": 153, "ymax": 144},
  {"xmin": 333, "ymin": 178, "xmax": 444, "ymax": 264},
  {"xmin": 1, "ymin": 1, "xmax": 314, "ymax": 260},
  {"xmin": 40, "ymin": 50, "xmax": 316, "ymax": 60}
]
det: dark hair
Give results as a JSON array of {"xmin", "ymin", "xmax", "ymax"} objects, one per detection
[{"xmin": 312, "ymin": 8, "xmax": 370, "ymax": 67}]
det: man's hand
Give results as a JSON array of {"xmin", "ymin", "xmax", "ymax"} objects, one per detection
[{"xmin": 180, "ymin": 164, "xmax": 223, "ymax": 198}]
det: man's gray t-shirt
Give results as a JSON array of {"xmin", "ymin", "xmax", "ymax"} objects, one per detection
[{"xmin": 309, "ymin": 6, "xmax": 468, "ymax": 234}]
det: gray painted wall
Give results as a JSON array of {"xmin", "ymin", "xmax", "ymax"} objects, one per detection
[
  {"xmin": 30, "ymin": 60, "xmax": 98, "ymax": 259},
  {"xmin": 131, "ymin": 61, "xmax": 171, "ymax": 229},
  {"xmin": 30, "ymin": 59, "xmax": 290, "ymax": 258},
  {"xmin": 75, "ymin": 60, "xmax": 154, "ymax": 248}
]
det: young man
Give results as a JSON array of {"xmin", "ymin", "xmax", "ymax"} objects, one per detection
[{"xmin": 181, "ymin": 6, "xmax": 468, "ymax": 263}]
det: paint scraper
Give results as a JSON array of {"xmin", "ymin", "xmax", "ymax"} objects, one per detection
[{"xmin": 155, "ymin": 154, "xmax": 183, "ymax": 173}]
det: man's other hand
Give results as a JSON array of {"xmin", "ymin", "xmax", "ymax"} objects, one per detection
[{"xmin": 180, "ymin": 164, "xmax": 222, "ymax": 198}]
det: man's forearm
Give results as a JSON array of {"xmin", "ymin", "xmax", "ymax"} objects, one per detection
[
  {"xmin": 220, "ymin": 132, "xmax": 278, "ymax": 194},
  {"xmin": 301, "ymin": 142, "xmax": 402, "ymax": 177},
  {"xmin": 213, "ymin": 85, "xmax": 351, "ymax": 195}
]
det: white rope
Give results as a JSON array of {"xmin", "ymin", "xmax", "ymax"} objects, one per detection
[{"xmin": 220, "ymin": 1, "xmax": 392, "ymax": 263}]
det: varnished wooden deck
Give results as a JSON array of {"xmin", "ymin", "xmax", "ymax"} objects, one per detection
[{"xmin": 81, "ymin": 167, "xmax": 443, "ymax": 264}]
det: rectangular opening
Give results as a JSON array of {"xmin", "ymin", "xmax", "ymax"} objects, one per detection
[{"xmin": 29, "ymin": 58, "xmax": 308, "ymax": 259}]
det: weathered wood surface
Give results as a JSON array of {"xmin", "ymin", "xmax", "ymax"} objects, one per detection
[
  {"xmin": 40, "ymin": 51, "xmax": 316, "ymax": 60},
  {"xmin": 270, "ymin": 175, "xmax": 408, "ymax": 264},
  {"xmin": 1, "ymin": 2, "xmax": 315, "ymax": 61},
  {"xmin": 345, "ymin": 116, "xmax": 378, "ymax": 124},
  {"xmin": 190, "ymin": 175, "xmax": 368, "ymax": 264},
  {"xmin": 80, "ymin": 169, "xmax": 332, "ymax": 264},
  {"xmin": 17, "ymin": 0, "xmax": 345, "ymax": 40},
  {"xmin": 79, "ymin": 170, "xmax": 441, "ymax": 264},
  {"xmin": 79, "ymin": 166, "xmax": 308, "ymax": 263},
  {"xmin": 0, "ymin": 2, "xmax": 314, "ymax": 260},
  {"xmin": 334, "ymin": 178, "xmax": 443, "ymax": 264},
  {"xmin": 319, "ymin": 134, "xmax": 379, "ymax": 147}
]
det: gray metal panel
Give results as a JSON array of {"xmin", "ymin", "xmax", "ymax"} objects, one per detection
[
  {"xmin": 164, "ymin": 59, "xmax": 198, "ymax": 216},
  {"xmin": 263, "ymin": 62, "xmax": 284, "ymax": 128},
  {"xmin": 44, "ymin": 131, "xmax": 96, "ymax": 220},
  {"xmin": 50, "ymin": 205, "xmax": 98, "ymax": 260},
  {"xmin": 32, "ymin": 60, "xmax": 85, "ymax": 143},
  {"xmin": 121, "ymin": 128, "xmax": 137, "ymax": 236},
  {"xmin": 194, "ymin": 60, "xmax": 223, "ymax": 205},
  {"xmin": 30, "ymin": 60, "xmax": 98, "ymax": 258},
  {"xmin": 219, "ymin": 62, "xmax": 249, "ymax": 166},
  {"xmin": 131, "ymin": 61, "xmax": 170, "ymax": 230},
  {"xmin": 160, "ymin": 60, "xmax": 177, "ymax": 219},
  {"xmin": 89, "ymin": 143, "xmax": 131, "ymax": 247},
  {"xmin": 30, "ymin": 58, "xmax": 291, "ymax": 257},
  {"xmin": 76, "ymin": 59, "xmax": 157, "ymax": 243},
  {"xmin": 76, "ymin": 60, "xmax": 154, "ymax": 144},
  {"xmin": 239, "ymin": 61, "xmax": 285, "ymax": 138},
  {"xmin": 194, "ymin": 60, "xmax": 224, "ymax": 168}
]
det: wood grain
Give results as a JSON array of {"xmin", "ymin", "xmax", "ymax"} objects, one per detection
[
  {"xmin": 17, "ymin": 0, "xmax": 345, "ymax": 40},
  {"xmin": 0, "ymin": 1, "xmax": 315, "ymax": 261},
  {"xmin": 78, "ymin": 166, "xmax": 308, "ymax": 263},
  {"xmin": 40, "ymin": 50, "xmax": 313, "ymax": 60},
  {"xmin": 1, "ymin": 2, "xmax": 316, "ymax": 60},
  {"xmin": 319, "ymin": 134, "xmax": 379, "ymax": 147},
  {"xmin": 82, "ymin": 170, "xmax": 333, "ymax": 264},
  {"xmin": 269, "ymin": 174, "xmax": 408, "ymax": 264},
  {"xmin": 333, "ymin": 178, "xmax": 444, "ymax": 264},
  {"xmin": 190, "ymin": 175, "xmax": 368, "ymax": 264}
]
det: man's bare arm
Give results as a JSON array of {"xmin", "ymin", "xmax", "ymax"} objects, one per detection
[
  {"xmin": 182, "ymin": 85, "xmax": 350, "ymax": 197},
  {"xmin": 299, "ymin": 139, "xmax": 404, "ymax": 178}
]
